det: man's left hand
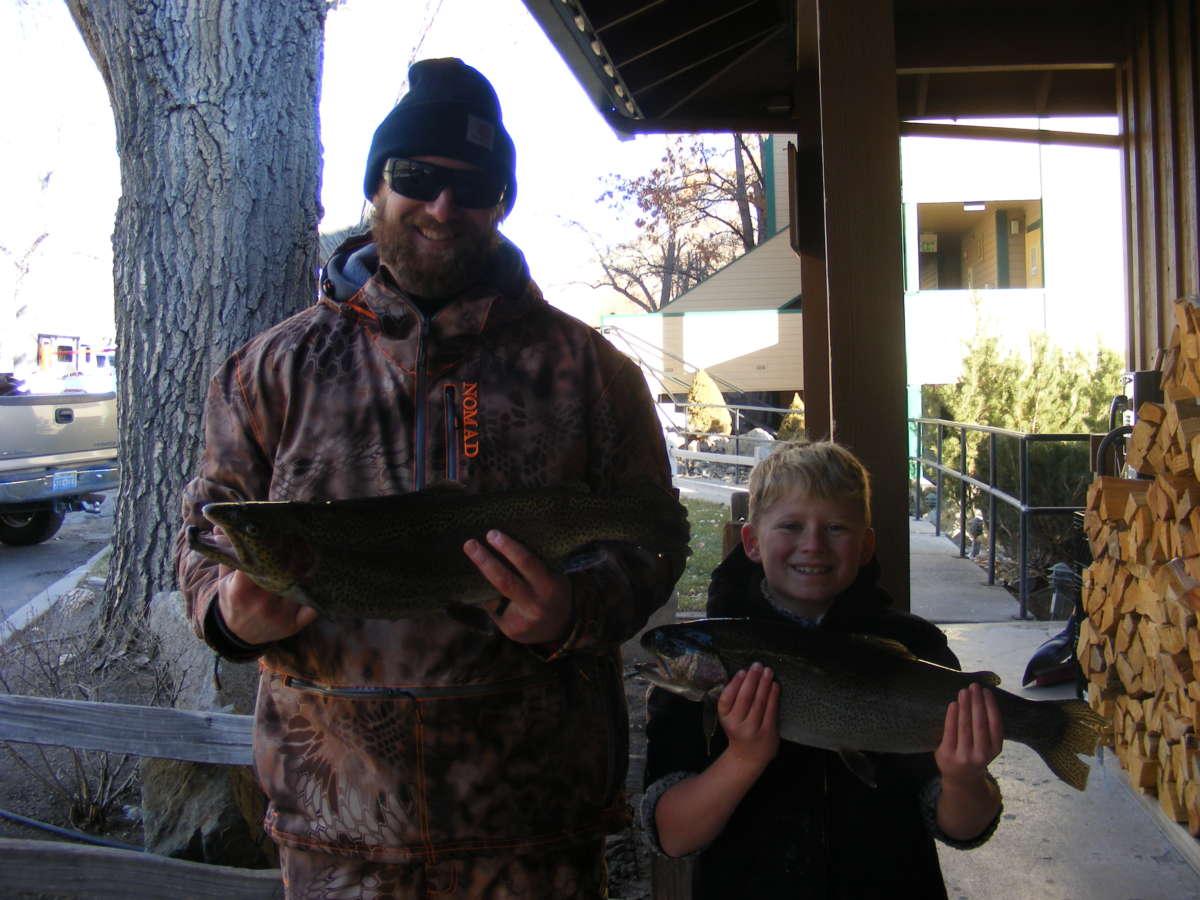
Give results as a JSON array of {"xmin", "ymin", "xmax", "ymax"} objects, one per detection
[{"xmin": 463, "ymin": 530, "xmax": 574, "ymax": 646}]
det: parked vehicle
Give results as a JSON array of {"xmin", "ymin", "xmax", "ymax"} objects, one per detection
[{"xmin": 0, "ymin": 385, "xmax": 118, "ymax": 545}]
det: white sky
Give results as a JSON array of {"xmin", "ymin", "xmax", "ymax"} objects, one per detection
[
  {"xmin": 0, "ymin": 0, "xmax": 675, "ymax": 362},
  {"xmin": 1, "ymin": 0, "xmax": 1127, "ymax": 377}
]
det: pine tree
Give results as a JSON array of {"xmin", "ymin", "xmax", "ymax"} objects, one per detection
[
  {"xmin": 686, "ymin": 369, "xmax": 732, "ymax": 435},
  {"xmin": 777, "ymin": 392, "xmax": 806, "ymax": 441}
]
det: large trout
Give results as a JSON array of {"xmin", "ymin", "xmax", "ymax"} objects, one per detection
[
  {"xmin": 638, "ymin": 617, "xmax": 1109, "ymax": 791},
  {"xmin": 186, "ymin": 480, "xmax": 689, "ymax": 621}
]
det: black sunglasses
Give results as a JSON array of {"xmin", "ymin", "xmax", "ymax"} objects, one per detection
[{"xmin": 383, "ymin": 158, "xmax": 507, "ymax": 210}]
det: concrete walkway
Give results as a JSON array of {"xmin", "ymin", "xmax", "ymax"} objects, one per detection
[{"xmin": 911, "ymin": 518, "xmax": 1200, "ymax": 900}]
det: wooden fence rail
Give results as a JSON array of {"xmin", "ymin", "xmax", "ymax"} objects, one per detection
[
  {"xmin": 0, "ymin": 694, "xmax": 253, "ymax": 764},
  {"xmin": 0, "ymin": 838, "xmax": 284, "ymax": 899},
  {"xmin": 0, "ymin": 693, "xmax": 279, "ymax": 897}
]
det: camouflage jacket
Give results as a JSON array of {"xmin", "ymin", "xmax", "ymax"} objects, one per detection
[{"xmin": 174, "ymin": 235, "xmax": 684, "ymax": 862}]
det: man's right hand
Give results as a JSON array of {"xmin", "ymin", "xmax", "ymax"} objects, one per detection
[{"xmin": 217, "ymin": 568, "xmax": 318, "ymax": 645}]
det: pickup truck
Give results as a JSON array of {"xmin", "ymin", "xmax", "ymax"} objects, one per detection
[{"xmin": 0, "ymin": 388, "xmax": 119, "ymax": 546}]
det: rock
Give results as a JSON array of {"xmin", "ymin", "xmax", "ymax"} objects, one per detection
[
  {"xmin": 147, "ymin": 590, "xmax": 259, "ymax": 714},
  {"xmin": 698, "ymin": 434, "xmax": 731, "ymax": 454},
  {"xmin": 142, "ymin": 591, "xmax": 273, "ymax": 867},
  {"xmin": 140, "ymin": 758, "xmax": 276, "ymax": 868},
  {"xmin": 741, "ymin": 426, "xmax": 774, "ymax": 443}
]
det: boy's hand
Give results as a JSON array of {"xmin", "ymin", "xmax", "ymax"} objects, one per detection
[
  {"xmin": 935, "ymin": 682, "xmax": 1004, "ymax": 785},
  {"xmin": 718, "ymin": 662, "xmax": 781, "ymax": 772}
]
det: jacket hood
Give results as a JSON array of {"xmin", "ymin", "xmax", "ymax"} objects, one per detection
[
  {"xmin": 321, "ymin": 232, "xmax": 377, "ymax": 302},
  {"xmin": 320, "ymin": 232, "xmax": 529, "ymax": 307}
]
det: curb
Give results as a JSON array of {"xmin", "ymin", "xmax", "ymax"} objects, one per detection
[{"xmin": 1, "ymin": 543, "xmax": 111, "ymax": 647}]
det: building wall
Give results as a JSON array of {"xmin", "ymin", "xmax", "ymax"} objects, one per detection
[
  {"xmin": 901, "ymin": 127, "xmax": 1125, "ymax": 384},
  {"xmin": 771, "ymin": 135, "xmax": 791, "ymax": 233},
  {"xmin": 602, "ymin": 309, "xmax": 803, "ymax": 394},
  {"xmin": 657, "ymin": 229, "xmax": 803, "ymax": 313},
  {"xmin": 1122, "ymin": 0, "xmax": 1200, "ymax": 369},
  {"xmin": 962, "ymin": 212, "xmax": 999, "ymax": 289}
]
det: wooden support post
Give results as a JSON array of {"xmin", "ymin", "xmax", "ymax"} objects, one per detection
[{"xmin": 809, "ymin": 0, "xmax": 909, "ymax": 608}]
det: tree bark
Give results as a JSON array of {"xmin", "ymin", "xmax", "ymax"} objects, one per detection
[
  {"xmin": 65, "ymin": 0, "xmax": 327, "ymax": 634},
  {"xmin": 733, "ymin": 134, "xmax": 756, "ymax": 252}
]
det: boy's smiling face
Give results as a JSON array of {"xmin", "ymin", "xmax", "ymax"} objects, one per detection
[{"xmin": 741, "ymin": 487, "xmax": 876, "ymax": 619}]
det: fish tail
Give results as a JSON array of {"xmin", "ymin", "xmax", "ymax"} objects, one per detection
[{"xmin": 1026, "ymin": 699, "xmax": 1109, "ymax": 791}]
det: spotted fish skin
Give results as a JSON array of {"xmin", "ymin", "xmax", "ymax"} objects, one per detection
[
  {"xmin": 186, "ymin": 481, "xmax": 690, "ymax": 619},
  {"xmin": 639, "ymin": 617, "xmax": 1109, "ymax": 791}
]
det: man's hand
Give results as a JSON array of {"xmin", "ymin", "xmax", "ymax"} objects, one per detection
[
  {"xmin": 717, "ymin": 663, "xmax": 780, "ymax": 773},
  {"xmin": 208, "ymin": 528, "xmax": 317, "ymax": 645},
  {"xmin": 217, "ymin": 570, "xmax": 318, "ymax": 645},
  {"xmin": 462, "ymin": 530, "xmax": 573, "ymax": 645}
]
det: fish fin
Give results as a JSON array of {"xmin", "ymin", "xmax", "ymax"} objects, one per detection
[
  {"xmin": 560, "ymin": 548, "xmax": 610, "ymax": 572},
  {"xmin": 837, "ymin": 749, "xmax": 878, "ymax": 788},
  {"xmin": 968, "ymin": 670, "xmax": 1003, "ymax": 688},
  {"xmin": 850, "ymin": 634, "xmax": 917, "ymax": 659},
  {"xmin": 1024, "ymin": 699, "xmax": 1110, "ymax": 791},
  {"xmin": 278, "ymin": 585, "xmax": 322, "ymax": 612}
]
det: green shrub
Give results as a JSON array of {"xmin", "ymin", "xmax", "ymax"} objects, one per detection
[{"xmin": 686, "ymin": 369, "xmax": 732, "ymax": 435}]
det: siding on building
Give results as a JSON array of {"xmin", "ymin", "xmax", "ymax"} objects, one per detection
[
  {"xmin": 1122, "ymin": 0, "xmax": 1200, "ymax": 369},
  {"xmin": 657, "ymin": 229, "xmax": 802, "ymax": 313}
]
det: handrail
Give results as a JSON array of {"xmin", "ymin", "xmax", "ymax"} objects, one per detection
[{"xmin": 909, "ymin": 417, "xmax": 1093, "ymax": 619}]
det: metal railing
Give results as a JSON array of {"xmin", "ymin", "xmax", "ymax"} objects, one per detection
[{"xmin": 909, "ymin": 417, "xmax": 1093, "ymax": 619}]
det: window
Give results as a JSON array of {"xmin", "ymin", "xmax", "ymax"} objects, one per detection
[{"xmin": 915, "ymin": 200, "xmax": 1043, "ymax": 290}]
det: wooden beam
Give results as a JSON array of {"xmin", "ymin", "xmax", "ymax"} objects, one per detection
[
  {"xmin": 900, "ymin": 122, "xmax": 1122, "ymax": 149},
  {"xmin": 789, "ymin": 139, "xmax": 831, "ymax": 442},
  {"xmin": 894, "ymin": 11, "xmax": 1130, "ymax": 70},
  {"xmin": 813, "ymin": 0, "xmax": 909, "ymax": 608}
]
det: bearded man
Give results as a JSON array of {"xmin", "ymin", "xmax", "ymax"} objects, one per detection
[{"xmin": 175, "ymin": 59, "xmax": 685, "ymax": 899}]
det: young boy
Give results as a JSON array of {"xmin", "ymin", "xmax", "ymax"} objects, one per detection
[{"xmin": 642, "ymin": 441, "xmax": 1004, "ymax": 898}]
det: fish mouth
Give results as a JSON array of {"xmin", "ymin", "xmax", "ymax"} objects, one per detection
[
  {"xmin": 634, "ymin": 659, "xmax": 712, "ymax": 701},
  {"xmin": 186, "ymin": 526, "xmax": 242, "ymax": 569},
  {"xmin": 634, "ymin": 658, "xmax": 676, "ymax": 685},
  {"xmin": 634, "ymin": 646, "xmax": 731, "ymax": 702}
]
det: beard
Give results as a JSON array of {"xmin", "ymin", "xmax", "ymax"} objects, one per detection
[{"xmin": 372, "ymin": 205, "xmax": 502, "ymax": 300}]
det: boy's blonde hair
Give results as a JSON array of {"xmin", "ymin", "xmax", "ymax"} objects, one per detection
[{"xmin": 747, "ymin": 440, "xmax": 872, "ymax": 526}]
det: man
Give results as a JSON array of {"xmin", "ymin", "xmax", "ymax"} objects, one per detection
[{"xmin": 175, "ymin": 58, "xmax": 685, "ymax": 898}]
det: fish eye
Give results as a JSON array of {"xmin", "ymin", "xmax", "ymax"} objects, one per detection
[{"xmin": 244, "ymin": 523, "xmax": 259, "ymax": 536}]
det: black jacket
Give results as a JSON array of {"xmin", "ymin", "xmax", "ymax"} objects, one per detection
[{"xmin": 642, "ymin": 546, "xmax": 960, "ymax": 899}]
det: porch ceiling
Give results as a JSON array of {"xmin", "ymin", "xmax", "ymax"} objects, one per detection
[{"xmin": 522, "ymin": 0, "xmax": 1132, "ymax": 135}]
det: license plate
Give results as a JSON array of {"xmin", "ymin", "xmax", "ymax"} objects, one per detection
[{"xmin": 52, "ymin": 472, "xmax": 78, "ymax": 493}]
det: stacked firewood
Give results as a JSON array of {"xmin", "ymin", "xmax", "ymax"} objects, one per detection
[{"xmin": 1079, "ymin": 296, "xmax": 1200, "ymax": 833}]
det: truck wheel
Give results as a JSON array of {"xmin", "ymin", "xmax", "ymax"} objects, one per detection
[{"xmin": 0, "ymin": 508, "xmax": 68, "ymax": 546}]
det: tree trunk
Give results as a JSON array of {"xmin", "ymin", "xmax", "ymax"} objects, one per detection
[
  {"xmin": 733, "ymin": 134, "xmax": 756, "ymax": 252},
  {"xmin": 65, "ymin": 0, "xmax": 327, "ymax": 635},
  {"xmin": 659, "ymin": 238, "xmax": 677, "ymax": 308},
  {"xmin": 753, "ymin": 135, "xmax": 768, "ymax": 243}
]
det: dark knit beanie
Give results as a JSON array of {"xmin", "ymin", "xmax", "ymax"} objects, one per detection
[{"xmin": 363, "ymin": 58, "xmax": 517, "ymax": 213}]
